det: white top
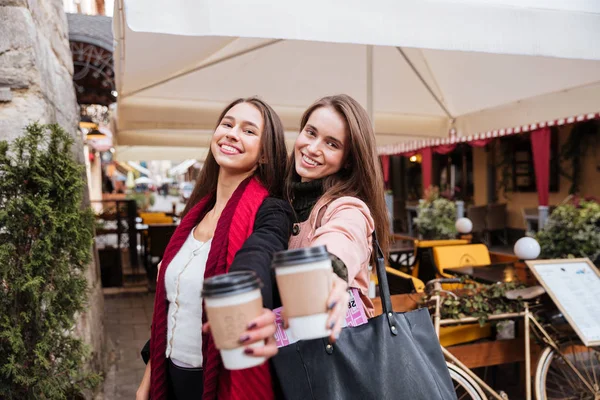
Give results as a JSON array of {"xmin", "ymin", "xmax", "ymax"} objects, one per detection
[{"xmin": 165, "ymin": 229, "xmax": 212, "ymax": 367}]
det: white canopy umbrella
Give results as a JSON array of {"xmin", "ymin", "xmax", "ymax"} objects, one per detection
[
  {"xmin": 127, "ymin": 160, "xmax": 152, "ymax": 176},
  {"xmin": 113, "ymin": 0, "xmax": 600, "ymax": 156},
  {"xmin": 134, "ymin": 176, "xmax": 154, "ymax": 185},
  {"xmin": 115, "ymin": 145, "xmax": 208, "ymax": 162},
  {"xmin": 168, "ymin": 158, "xmax": 198, "ymax": 176}
]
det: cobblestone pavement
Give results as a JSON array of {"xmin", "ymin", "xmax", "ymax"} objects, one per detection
[{"xmin": 103, "ymin": 293, "xmax": 154, "ymax": 400}]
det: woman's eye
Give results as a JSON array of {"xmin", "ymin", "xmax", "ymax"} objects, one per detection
[
  {"xmin": 306, "ymin": 130, "xmax": 316, "ymax": 137},
  {"xmin": 222, "ymin": 122, "xmax": 232, "ymax": 128},
  {"xmin": 245, "ymin": 130, "xmax": 256, "ymax": 135},
  {"xmin": 327, "ymin": 141, "xmax": 339, "ymax": 149}
]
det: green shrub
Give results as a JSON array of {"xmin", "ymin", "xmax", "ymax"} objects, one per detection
[
  {"xmin": 414, "ymin": 186, "xmax": 457, "ymax": 240},
  {"xmin": 0, "ymin": 123, "xmax": 101, "ymax": 399},
  {"xmin": 127, "ymin": 192, "xmax": 156, "ymax": 211},
  {"xmin": 535, "ymin": 197, "xmax": 600, "ymax": 263}
]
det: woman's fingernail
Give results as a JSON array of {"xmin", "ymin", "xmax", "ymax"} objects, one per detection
[
  {"xmin": 335, "ymin": 331, "xmax": 340, "ymax": 340},
  {"xmin": 244, "ymin": 348, "xmax": 254, "ymax": 355},
  {"xmin": 329, "ymin": 321, "xmax": 335, "ymax": 329},
  {"xmin": 328, "ymin": 301, "xmax": 337, "ymax": 310},
  {"xmin": 239, "ymin": 335, "xmax": 250, "ymax": 344},
  {"xmin": 247, "ymin": 322, "xmax": 257, "ymax": 330}
]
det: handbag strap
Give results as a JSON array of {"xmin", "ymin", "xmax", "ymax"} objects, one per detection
[
  {"xmin": 372, "ymin": 232, "xmax": 398, "ymax": 335},
  {"xmin": 316, "ymin": 204, "xmax": 397, "ymax": 335}
]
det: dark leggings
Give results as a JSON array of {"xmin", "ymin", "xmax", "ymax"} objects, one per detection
[{"xmin": 168, "ymin": 359, "xmax": 204, "ymax": 400}]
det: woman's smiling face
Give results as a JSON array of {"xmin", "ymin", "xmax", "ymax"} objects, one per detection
[
  {"xmin": 294, "ymin": 106, "xmax": 348, "ymax": 182},
  {"xmin": 211, "ymin": 102, "xmax": 264, "ymax": 174}
]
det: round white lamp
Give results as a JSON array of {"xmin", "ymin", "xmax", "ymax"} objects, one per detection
[
  {"xmin": 513, "ymin": 237, "xmax": 541, "ymax": 260},
  {"xmin": 455, "ymin": 217, "xmax": 473, "ymax": 234}
]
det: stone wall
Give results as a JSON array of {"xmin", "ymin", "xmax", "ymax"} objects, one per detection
[{"xmin": 0, "ymin": 0, "xmax": 106, "ymax": 391}]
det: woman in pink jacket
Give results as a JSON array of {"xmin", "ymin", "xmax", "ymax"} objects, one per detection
[{"xmin": 283, "ymin": 94, "xmax": 390, "ymax": 337}]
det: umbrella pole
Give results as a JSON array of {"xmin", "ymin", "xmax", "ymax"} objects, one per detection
[{"xmin": 367, "ymin": 45, "xmax": 374, "ymax": 128}]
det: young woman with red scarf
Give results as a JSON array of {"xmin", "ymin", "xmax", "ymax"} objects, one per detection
[{"xmin": 136, "ymin": 97, "xmax": 292, "ymax": 400}]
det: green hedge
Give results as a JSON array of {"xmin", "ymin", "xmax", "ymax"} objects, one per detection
[{"xmin": 0, "ymin": 123, "xmax": 101, "ymax": 399}]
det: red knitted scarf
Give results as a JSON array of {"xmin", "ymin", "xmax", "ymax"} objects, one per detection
[{"xmin": 150, "ymin": 177, "xmax": 273, "ymax": 400}]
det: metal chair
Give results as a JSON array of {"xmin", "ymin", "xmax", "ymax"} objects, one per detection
[
  {"xmin": 486, "ymin": 203, "xmax": 508, "ymax": 245},
  {"xmin": 145, "ymin": 224, "xmax": 177, "ymax": 286},
  {"xmin": 467, "ymin": 205, "xmax": 488, "ymax": 244}
]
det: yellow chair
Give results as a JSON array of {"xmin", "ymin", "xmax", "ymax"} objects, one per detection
[
  {"xmin": 410, "ymin": 239, "xmax": 470, "ymax": 284},
  {"xmin": 140, "ymin": 212, "xmax": 173, "ymax": 225},
  {"xmin": 386, "ymin": 267, "xmax": 425, "ymax": 294},
  {"xmin": 415, "ymin": 239, "xmax": 470, "ymax": 248},
  {"xmin": 432, "ymin": 244, "xmax": 497, "ymax": 344},
  {"xmin": 433, "ymin": 244, "xmax": 492, "ymax": 278},
  {"xmin": 439, "ymin": 324, "xmax": 493, "ymax": 347},
  {"xmin": 381, "ymin": 267, "xmax": 492, "ymax": 347}
]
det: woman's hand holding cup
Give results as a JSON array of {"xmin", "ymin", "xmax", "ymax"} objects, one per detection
[
  {"xmin": 202, "ymin": 308, "xmax": 278, "ymax": 359},
  {"xmin": 274, "ymin": 246, "xmax": 348, "ymax": 342}
]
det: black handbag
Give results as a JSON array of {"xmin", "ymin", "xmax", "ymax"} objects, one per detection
[{"xmin": 271, "ymin": 233, "xmax": 457, "ymax": 400}]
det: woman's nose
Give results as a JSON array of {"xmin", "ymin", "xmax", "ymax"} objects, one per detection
[
  {"xmin": 306, "ymin": 139, "xmax": 321, "ymax": 154},
  {"xmin": 225, "ymin": 126, "xmax": 240, "ymax": 140}
]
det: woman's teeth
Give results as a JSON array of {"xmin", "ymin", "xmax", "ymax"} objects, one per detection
[
  {"xmin": 302, "ymin": 154, "xmax": 319, "ymax": 166},
  {"xmin": 221, "ymin": 144, "xmax": 240, "ymax": 154}
]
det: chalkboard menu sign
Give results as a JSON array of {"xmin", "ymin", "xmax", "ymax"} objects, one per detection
[{"xmin": 526, "ymin": 258, "xmax": 600, "ymax": 347}]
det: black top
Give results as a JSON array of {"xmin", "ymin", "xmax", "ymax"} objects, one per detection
[
  {"xmin": 291, "ymin": 180, "xmax": 323, "ymax": 222},
  {"xmin": 228, "ymin": 197, "xmax": 293, "ymax": 309}
]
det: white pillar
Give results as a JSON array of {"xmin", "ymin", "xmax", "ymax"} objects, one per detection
[
  {"xmin": 385, "ymin": 192, "xmax": 394, "ymax": 233},
  {"xmin": 456, "ymin": 200, "xmax": 465, "ymax": 219},
  {"xmin": 366, "ymin": 45, "xmax": 374, "ymax": 127},
  {"xmin": 538, "ymin": 205, "xmax": 549, "ymax": 230}
]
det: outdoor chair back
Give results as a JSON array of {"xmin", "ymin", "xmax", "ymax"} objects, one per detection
[
  {"xmin": 386, "ymin": 267, "xmax": 425, "ymax": 295},
  {"xmin": 486, "ymin": 203, "xmax": 507, "ymax": 231},
  {"xmin": 467, "ymin": 205, "xmax": 487, "ymax": 234},
  {"xmin": 411, "ymin": 239, "xmax": 469, "ymax": 284},
  {"xmin": 433, "ymin": 244, "xmax": 492, "ymax": 275},
  {"xmin": 147, "ymin": 225, "xmax": 177, "ymax": 258}
]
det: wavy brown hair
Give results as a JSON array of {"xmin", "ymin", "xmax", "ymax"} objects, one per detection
[
  {"xmin": 182, "ymin": 97, "xmax": 287, "ymax": 218},
  {"xmin": 284, "ymin": 94, "xmax": 389, "ymax": 257}
]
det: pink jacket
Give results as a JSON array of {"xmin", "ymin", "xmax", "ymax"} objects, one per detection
[{"xmin": 289, "ymin": 196, "xmax": 375, "ymax": 317}]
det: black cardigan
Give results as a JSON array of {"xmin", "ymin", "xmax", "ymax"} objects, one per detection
[
  {"xmin": 228, "ymin": 197, "xmax": 293, "ymax": 309},
  {"xmin": 141, "ymin": 197, "xmax": 292, "ymax": 364}
]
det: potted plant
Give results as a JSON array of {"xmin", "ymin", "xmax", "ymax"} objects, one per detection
[
  {"xmin": 422, "ymin": 280, "xmax": 525, "ymax": 327},
  {"xmin": 414, "ymin": 186, "xmax": 458, "ymax": 240},
  {"xmin": 535, "ymin": 196, "xmax": 600, "ymax": 264}
]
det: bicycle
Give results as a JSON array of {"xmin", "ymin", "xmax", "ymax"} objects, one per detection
[{"xmin": 426, "ymin": 278, "xmax": 600, "ymax": 400}]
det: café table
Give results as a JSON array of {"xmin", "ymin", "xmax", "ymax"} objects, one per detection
[{"xmin": 449, "ymin": 263, "xmax": 535, "ymax": 286}]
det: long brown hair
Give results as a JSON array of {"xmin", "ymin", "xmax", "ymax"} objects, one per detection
[
  {"xmin": 285, "ymin": 94, "xmax": 389, "ymax": 257},
  {"xmin": 182, "ymin": 97, "xmax": 287, "ymax": 217}
]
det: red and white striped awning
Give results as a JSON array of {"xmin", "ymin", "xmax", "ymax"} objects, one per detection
[{"xmin": 377, "ymin": 112, "xmax": 600, "ymax": 156}]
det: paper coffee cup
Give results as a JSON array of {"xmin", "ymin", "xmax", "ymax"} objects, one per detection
[
  {"xmin": 202, "ymin": 271, "xmax": 265, "ymax": 370},
  {"xmin": 273, "ymin": 246, "xmax": 333, "ymax": 341}
]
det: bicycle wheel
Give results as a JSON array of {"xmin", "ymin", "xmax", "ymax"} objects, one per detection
[
  {"xmin": 447, "ymin": 362, "xmax": 487, "ymax": 400},
  {"xmin": 535, "ymin": 340, "xmax": 600, "ymax": 400}
]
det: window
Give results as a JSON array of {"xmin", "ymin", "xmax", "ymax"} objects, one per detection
[{"xmin": 510, "ymin": 128, "xmax": 559, "ymax": 193}]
